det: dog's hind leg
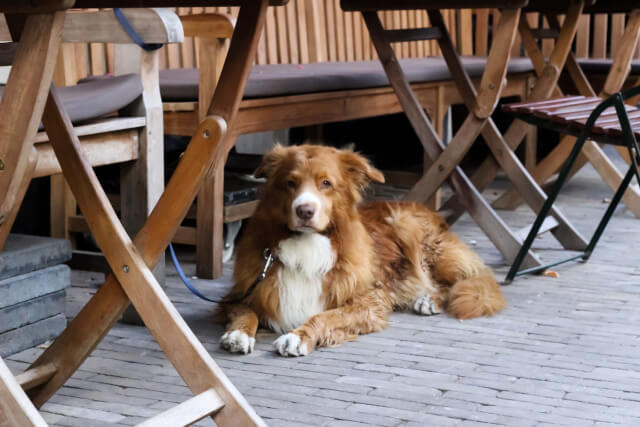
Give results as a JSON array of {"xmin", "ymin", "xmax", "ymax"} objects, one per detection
[
  {"xmin": 433, "ymin": 235, "xmax": 505, "ymax": 319},
  {"xmin": 273, "ymin": 290, "xmax": 392, "ymax": 357},
  {"xmin": 220, "ymin": 304, "xmax": 259, "ymax": 354}
]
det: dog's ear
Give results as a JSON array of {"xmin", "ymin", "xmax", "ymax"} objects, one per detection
[
  {"xmin": 254, "ymin": 144, "xmax": 287, "ymax": 179},
  {"xmin": 339, "ymin": 150, "xmax": 385, "ymax": 190}
]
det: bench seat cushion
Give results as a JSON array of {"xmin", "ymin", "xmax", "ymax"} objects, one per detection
[
  {"xmin": 577, "ymin": 58, "xmax": 640, "ymax": 75},
  {"xmin": 7, "ymin": 74, "xmax": 144, "ymax": 125},
  {"xmin": 160, "ymin": 56, "xmax": 534, "ymax": 102}
]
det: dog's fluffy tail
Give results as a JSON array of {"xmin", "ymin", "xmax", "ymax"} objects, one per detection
[
  {"xmin": 385, "ymin": 202, "xmax": 505, "ymax": 319},
  {"xmin": 447, "ymin": 273, "xmax": 505, "ymax": 319}
]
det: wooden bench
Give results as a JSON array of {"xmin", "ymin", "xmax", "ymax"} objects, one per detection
[{"xmin": 0, "ymin": 9, "xmax": 176, "ymax": 284}]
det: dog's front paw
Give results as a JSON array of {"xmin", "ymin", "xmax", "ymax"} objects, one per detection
[
  {"xmin": 413, "ymin": 295, "xmax": 442, "ymax": 316},
  {"xmin": 273, "ymin": 333, "xmax": 309, "ymax": 357},
  {"xmin": 220, "ymin": 330, "xmax": 255, "ymax": 354}
]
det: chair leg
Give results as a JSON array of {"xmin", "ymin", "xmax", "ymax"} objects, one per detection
[
  {"xmin": 49, "ymin": 175, "xmax": 76, "ymax": 241},
  {"xmin": 0, "ymin": 357, "xmax": 47, "ymax": 427},
  {"xmin": 362, "ymin": 8, "xmax": 542, "ymax": 269},
  {"xmin": 505, "ymin": 130, "xmax": 590, "ymax": 282},
  {"xmin": 583, "ymin": 165, "xmax": 636, "ymax": 260},
  {"xmin": 196, "ymin": 141, "xmax": 233, "ymax": 280},
  {"xmin": 0, "ymin": 13, "xmax": 65, "ymax": 250},
  {"xmin": 0, "ymin": 149, "xmax": 37, "ymax": 251}
]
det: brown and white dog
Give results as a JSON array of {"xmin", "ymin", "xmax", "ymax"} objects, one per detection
[{"xmin": 220, "ymin": 145, "xmax": 505, "ymax": 356}]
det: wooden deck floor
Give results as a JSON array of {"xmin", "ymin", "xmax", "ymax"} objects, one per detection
[{"xmin": 7, "ymin": 149, "xmax": 640, "ymax": 426}]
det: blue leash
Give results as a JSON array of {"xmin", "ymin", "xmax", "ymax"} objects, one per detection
[
  {"xmin": 113, "ymin": 11, "xmax": 212, "ymax": 301},
  {"xmin": 113, "ymin": 8, "xmax": 163, "ymax": 51},
  {"xmin": 168, "ymin": 244, "xmax": 219, "ymax": 303},
  {"xmin": 169, "ymin": 244, "xmax": 276, "ymax": 304},
  {"xmin": 113, "ymin": 10, "xmax": 272, "ymax": 304}
]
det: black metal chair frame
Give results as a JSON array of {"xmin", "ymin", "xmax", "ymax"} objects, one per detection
[{"xmin": 505, "ymin": 85, "xmax": 640, "ymax": 283}]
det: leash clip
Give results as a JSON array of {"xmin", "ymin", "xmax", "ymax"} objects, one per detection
[{"xmin": 260, "ymin": 248, "xmax": 275, "ymax": 280}]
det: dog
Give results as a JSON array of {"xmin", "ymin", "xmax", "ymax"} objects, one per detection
[{"xmin": 220, "ymin": 144, "xmax": 505, "ymax": 356}]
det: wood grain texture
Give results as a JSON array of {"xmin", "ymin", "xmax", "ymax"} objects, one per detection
[
  {"xmin": 443, "ymin": 2, "xmax": 585, "ymax": 223},
  {"xmin": 181, "ymin": 13, "xmax": 234, "ymax": 38},
  {"xmin": 495, "ymin": 8, "xmax": 640, "ymax": 215},
  {"xmin": 63, "ymin": 8, "xmax": 184, "ymax": 44},
  {"xmin": 0, "ymin": 357, "xmax": 47, "ymax": 427},
  {"xmin": 363, "ymin": 10, "xmax": 541, "ymax": 268},
  {"xmin": 15, "ymin": 364, "xmax": 57, "ymax": 392},
  {"xmin": 26, "ymin": 4, "xmax": 269, "ymax": 426},
  {"xmin": 136, "ymin": 389, "xmax": 224, "ymax": 427},
  {"xmin": 38, "ymin": 85, "xmax": 263, "ymax": 426},
  {"xmin": 0, "ymin": 13, "xmax": 64, "ymax": 245},
  {"xmin": 196, "ymin": 0, "xmax": 270, "ymax": 279}
]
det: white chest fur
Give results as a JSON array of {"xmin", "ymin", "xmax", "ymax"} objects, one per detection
[{"xmin": 267, "ymin": 232, "xmax": 335, "ymax": 334}]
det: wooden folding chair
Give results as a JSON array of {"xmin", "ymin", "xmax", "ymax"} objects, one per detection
[
  {"xmin": 0, "ymin": 1, "xmax": 287, "ymax": 425},
  {"xmin": 438, "ymin": 1, "xmax": 591, "ymax": 221},
  {"xmin": 503, "ymin": 86, "xmax": 640, "ymax": 282},
  {"xmin": 494, "ymin": 2, "xmax": 640, "ymax": 216},
  {"xmin": 341, "ymin": 0, "xmax": 588, "ymax": 271}
]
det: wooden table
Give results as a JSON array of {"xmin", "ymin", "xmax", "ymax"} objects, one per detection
[
  {"xmin": 342, "ymin": 0, "xmax": 588, "ymax": 273},
  {"xmin": 0, "ymin": 1, "xmax": 286, "ymax": 426}
]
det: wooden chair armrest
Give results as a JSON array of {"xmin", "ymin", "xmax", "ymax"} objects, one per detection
[
  {"xmin": 62, "ymin": 8, "xmax": 184, "ymax": 44},
  {"xmin": 180, "ymin": 13, "xmax": 235, "ymax": 39}
]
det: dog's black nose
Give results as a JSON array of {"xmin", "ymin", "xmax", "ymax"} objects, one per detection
[{"xmin": 296, "ymin": 204, "xmax": 315, "ymax": 220}]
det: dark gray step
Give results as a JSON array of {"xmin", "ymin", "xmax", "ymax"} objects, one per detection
[
  {"xmin": 0, "ymin": 314, "xmax": 66, "ymax": 357},
  {"xmin": 0, "ymin": 290, "xmax": 65, "ymax": 334},
  {"xmin": 0, "ymin": 264, "xmax": 70, "ymax": 309},
  {"xmin": 0, "ymin": 234, "xmax": 71, "ymax": 280}
]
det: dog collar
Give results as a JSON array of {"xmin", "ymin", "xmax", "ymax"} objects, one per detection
[{"xmin": 224, "ymin": 248, "xmax": 276, "ymax": 304}]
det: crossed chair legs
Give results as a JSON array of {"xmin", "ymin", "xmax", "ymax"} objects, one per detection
[{"xmin": 360, "ymin": 5, "xmax": 588, "ymax": 273}]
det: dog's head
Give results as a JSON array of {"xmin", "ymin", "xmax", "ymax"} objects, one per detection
[{"xmin": 254, "ymin": 144, "xmax": 384, "ymax": 233}]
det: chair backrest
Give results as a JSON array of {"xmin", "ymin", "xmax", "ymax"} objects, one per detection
[
  {"xmin": 31, "ymin": 4, "xmax": 483, "ymax": 80},
  {"xmin": 516, "ymin": 9, "xmax": 640, "ymax": 59}
]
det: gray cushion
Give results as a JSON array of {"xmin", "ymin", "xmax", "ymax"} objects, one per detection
[
  {"xmin": 20, "ymin": 74, "xmax": 144, "ymax": 125},
  {"xmin": 577, "ymin": 58, "xmax": 640, "ymax": 76},
  {"xmin": 159, "ymin": 56, "xmax": 534, "ymax": 102}
]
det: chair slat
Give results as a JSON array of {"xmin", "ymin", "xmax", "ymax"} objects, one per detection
[{"xmin": 502, "ymin": 96, "xmax": 588, "ymax": 112}]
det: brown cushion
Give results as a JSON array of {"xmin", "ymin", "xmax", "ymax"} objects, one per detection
[
  {"xmin": 577, "ymin": 58, "xmax": 640, "ymax": 75},
  {"xmin": 159, "ymin": 56, "xmax": 534, "ymax": 102},
  {"xmin": 26, "ymin": 74, "xmax": 144, "ymax": 125}
]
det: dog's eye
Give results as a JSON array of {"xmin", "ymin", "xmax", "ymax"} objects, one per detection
[
  {"xmin": 321, "ymin": 179, "xmax": 332, "ymax": 189},
  {"xmin": 287, "ymin": 180, "xmax": 297, "ymax": 189}
]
